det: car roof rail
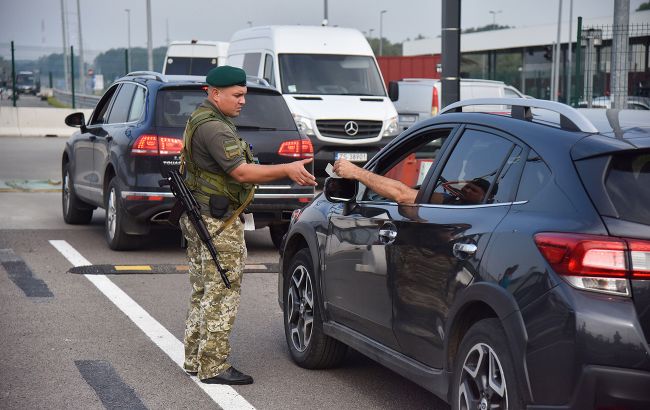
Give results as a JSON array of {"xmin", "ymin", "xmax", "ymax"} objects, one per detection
[
  {"xmin": 439, "ymin": 98, "xmax": 599, "ymax": 133},
  {"xmin": 125, "ymin": 71, "xmax": 165, "ymax": 82}
]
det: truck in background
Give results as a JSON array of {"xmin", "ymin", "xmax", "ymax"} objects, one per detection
[
  {"xmin": 227, "ymin": 25, "xmax": 400, "ymax": 177},
  {"xmin": 162, "ymin": 40, "xmax": 229, "ymax": 76},
  {"xmin": 16, "ymin": 71, "xmax": 40, "ymax": 95}
]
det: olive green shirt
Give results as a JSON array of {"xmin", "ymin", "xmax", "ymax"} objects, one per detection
[{"xmin": 191, "ymin": 99, "xmax": 246, "ymax": 174}]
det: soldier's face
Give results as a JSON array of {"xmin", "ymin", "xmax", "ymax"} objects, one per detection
[{"xmin": 211, "ymin": 86, "xmax": 247, "ymax": 117}]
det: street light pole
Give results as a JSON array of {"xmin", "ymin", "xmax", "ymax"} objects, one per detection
[
  {"xmin": 125, "ymin": 9, "xmax": 131, "ymax": 73},
  {"xmin": 379, "ymin": 10, "xmax": 387, "ymax": 56},
  {"xmin": 489, "ymin": 10, "xmax": 502, "ymax": 28},
  {"xmin": 146, "ymin": 0, "xmax": 153, "ymax": 71}
]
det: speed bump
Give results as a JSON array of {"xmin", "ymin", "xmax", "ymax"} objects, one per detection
[{"xmin": 68, "ymin": 263, "xmax": 278, "ymax": 275}]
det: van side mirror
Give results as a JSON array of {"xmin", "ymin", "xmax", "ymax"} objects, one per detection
[
  {"xmin": 388, "ymin": 81, "xmax": 399, "ymax": 102},
  {"xmin": 65, "ymin": 112, "xmax": 87, "ymax": 132},
  {"xmin": 324, "ymin": 177, "xmax": 358, "ymax": 203}
]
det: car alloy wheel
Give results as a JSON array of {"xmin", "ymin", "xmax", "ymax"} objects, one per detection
[
  {"xmin": 458, "ymin": 342, "xmax": 508, "ymax": 410},
  {"xmin": 106, "ymin": 187, "xmax": 118, "ymax": 241},
  {"xmin": 287, "ymin": 263, "xmax": 314, "ymax": 352}
]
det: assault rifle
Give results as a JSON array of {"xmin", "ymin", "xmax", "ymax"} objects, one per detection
[{"xmin": 159, "ymin": 170, "xmax": 231, "ymax": 289}]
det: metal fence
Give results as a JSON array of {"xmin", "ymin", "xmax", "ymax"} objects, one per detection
[{"xmin": 578, "ymin": 22, "xmax": 650, "ymax": 107}]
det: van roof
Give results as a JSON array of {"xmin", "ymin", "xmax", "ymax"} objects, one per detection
[
  {"xmin": 166, "ymin": 41, "xmax": 229, "ymax": 58},
  {"xmin": 229, "ymin": 25, "xmax": 373, "ymax": 55}
]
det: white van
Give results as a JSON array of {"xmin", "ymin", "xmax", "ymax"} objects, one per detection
[
  {"xmin": 388, "ymin": 78, "xmax": 525, "ymax": 131},
  {"xmin": 227, "ymin": 25, "xmax": 399, "ymax": 177},
  {"xmin": 162, "ymin": 40, "xmax": 229, "ymax": 76}
]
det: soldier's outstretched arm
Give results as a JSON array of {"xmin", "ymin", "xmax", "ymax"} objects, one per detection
[{"xmin": 229, "ymin": 158, "xmax": 317, "ymax": 186}]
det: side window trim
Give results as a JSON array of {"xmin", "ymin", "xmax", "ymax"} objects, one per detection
[{"xmin": 89, "ymin": 83, "xmax": 121, "ymax": 127}]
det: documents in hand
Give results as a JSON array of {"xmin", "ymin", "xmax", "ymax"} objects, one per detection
[{"xmin": 325, "ymin": 163, "xmax": 341, "ymax": 178}]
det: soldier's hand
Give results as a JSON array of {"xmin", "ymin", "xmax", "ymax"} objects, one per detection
[{"xmin": 286, "ymin": 158, "xmax": 317, "ymax": 186}]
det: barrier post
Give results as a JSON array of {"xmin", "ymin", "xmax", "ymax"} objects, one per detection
[
  {"xmin": 70, "ymin": 45, "xmax": 76, "ymax": 109},
  {"xmin": 11, "ymin": 41, "xmax": 17, "ymax": 107}
]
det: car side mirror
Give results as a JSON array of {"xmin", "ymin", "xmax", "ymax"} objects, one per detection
[
  {"xmin": 388, "ymin": 81, "xmax": 399, "ymax": 102},
  {"xmin": 324, "ymin": 177, "xmax": 358, "ymax": 203},
  {"xmin": 65, "ymin": 112, "xmax": 87, "ymax": 132}
]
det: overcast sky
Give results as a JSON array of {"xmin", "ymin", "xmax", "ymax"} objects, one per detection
[{"xmin": 1, "ymin": 0, "xmax": 646, "ymax": 60}]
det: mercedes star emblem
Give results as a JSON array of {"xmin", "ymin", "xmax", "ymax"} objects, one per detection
[{"xmin": 344, "ymin": 121, "xmax": 359, "ymax": 136}]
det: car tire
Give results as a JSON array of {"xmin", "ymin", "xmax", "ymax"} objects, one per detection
[
  {"xmin": 105, "ymin": 177, "xmax": 139, "ymax": 250},
  {"xmin": 283, "ymin": 248, "xmax": 347, "ymax": 369},
  {"xmin": 452, "ymin": 318, "xmax": 524, "ymax": 410},
  {"xmin": 269, "ymin": 222, "xmax": 289, "ymax": 250},
  {"xmin": 62, "ymin": 162, "xmax": 93, "ymax": 224}
]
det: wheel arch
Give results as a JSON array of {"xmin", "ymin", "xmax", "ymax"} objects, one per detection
[
  {"xmin": 103, "ymin": 163, "xmax": 116, "ymax": 197},
  {"xmin": 444, "ymin": 281, "xmax": 533, "ymax": 403}
]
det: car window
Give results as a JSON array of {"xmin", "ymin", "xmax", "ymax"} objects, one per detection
[
  {"xmin": 515, "ymin": 150, "xmax": 552, "ymax": 202},
  {"xmin": 107, "ymin": 83, "xmax": 136, "ymax": 124},
  {"xmin": 263, "ymin": 54, "xmax": 275, "ymax": 86},
  {"xmin": 242, "ymin": 53, "xmax": 261, "ymax": 76},
  {"xmin": 90, "ymin": 84, "xmax": 119, "ymax": 125},
  {"xmin": 604, "ymin": 151, "xmax": 650, "ymax": 225},
  {"xmin": 127, "ymin": 85, "xmax": 146, "ymax": 122},
  {"xmin": 429, "ymin": 129, "xmax": 514, "ymax": 205},
  {"xmin": 155, "ymin": 87, "xmax": 296, "ymax": 130},
  {"xmin": 155, "ymin": 87, "xmax": 206, "ymax": 128},
  {"xmin": 504, "ymin": 87, "xmax": 521, "ymax": 98},
  {"xmin": 491, "ymin": 146, "xmax": 523, "ymax": 204},
  {"xmin": 363, "ymin": 128, "xmax": 451, "ymax": 202}
]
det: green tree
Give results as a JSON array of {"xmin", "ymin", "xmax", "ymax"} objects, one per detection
[
  {"xmin": 367, "ymin": 37, "xmax": 403, "ymax": 56},
  {"xmin": 93, "ymin": 46, "xmax": 166, "ymax": 87},
  {"xmin": 637, "ymin": 1, "xmax": 650, "ymax": 11}
]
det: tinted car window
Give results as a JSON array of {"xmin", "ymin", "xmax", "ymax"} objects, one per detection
[
  {"xmin": 243, "ymin": 53, "xmax": 262, "ymax": 76},
  {"xmin": 430, "ymin": 129, "xmax": 514, "ymax": 205},
  {"xmin": 605, "ymin": 151, "xmax": 650, "ymax": 225},
  {"xmin": 108, "ymin": 83, "xmax": 136, "ymax": 124},
  {"xmin": 127, "ymin": 85, "xmax": 146, "ymax": 122},
  {"xmin": 516, "ymin": 150, "xmax": 552, "ymax": 202},
  {"xmin": 491, "ymin": 146, "xmax": 523, "ymax": 204},
  {"xmin": 90, "ymin": 84, "xmax": 119, "ymax": 125},
  {"xmin": 164, "ymin": 57, "xmax": 218, "ymax": 76},
  {"xmin": 155, "ymin": 88, "xmax": 296, "ymax": 130},
  {"xmin": 263, "ymin": 54, "xmax": 275, "ymax": 86}
]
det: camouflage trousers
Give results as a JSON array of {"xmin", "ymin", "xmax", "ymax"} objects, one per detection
[{"xmin": 179, "ymin": 213, "xmax": 247, "ymax": 379}]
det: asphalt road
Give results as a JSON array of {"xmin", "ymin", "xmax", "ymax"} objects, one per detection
[
  {"xmin": 0, "ymin": 135, "xmax": 450, "ymax": 409},
  {"xmin": 0, "ymin": 93, "xmax": 51, "ymax": 108}
]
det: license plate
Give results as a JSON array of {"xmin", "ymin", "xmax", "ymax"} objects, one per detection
[
  {"xmin": 335, "ymin": 152, "xmax": 367, "ymax": 162},
  {"xmin": 399, "ymin": 114, "xmax": 418, "ymax": 123}
]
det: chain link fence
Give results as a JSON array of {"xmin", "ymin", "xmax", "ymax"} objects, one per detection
[{"xmin": 578, "ymin": 22, "xmax": 650, "ymax": 108}]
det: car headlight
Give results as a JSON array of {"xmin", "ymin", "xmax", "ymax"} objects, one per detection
[
  {"xmin": 383, "ymin": 116, "xmax": 399, "ymax": 137},
  {"xmin": 293, "ymin": 114, "xmax": 316, "ymax": 136}
]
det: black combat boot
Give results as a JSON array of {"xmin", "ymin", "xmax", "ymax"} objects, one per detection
[{"xmin": 200, "ymin": 367, "xmax": 253, "ymax": 385}]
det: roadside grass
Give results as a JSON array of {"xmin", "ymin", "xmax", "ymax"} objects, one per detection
[{"xmin": 47, "ymin": 96, "xmax": 70, "ymax": 108}]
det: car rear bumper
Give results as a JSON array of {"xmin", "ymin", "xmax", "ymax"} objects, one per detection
[{"xmin": 527, "ymin": 365, "xmax": 650, "ymax": 410}]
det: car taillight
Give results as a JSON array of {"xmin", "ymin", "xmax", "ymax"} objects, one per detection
[
  {"xmin": 432, "ymin": 86, "xmax": 439, "ymax": 116},
  {"xmin": 278, "ymin": 139, "xmax": 313, "ymax": 158},
  {"xmin": 534, "ymin": 233, "xmax": 650, "ymax": 297},
  {"xmin": 132, "ymin": 135, "xmax": 183, "ymax": 156},
  {"xmin": 629, "ymin": 240, "xmax": 650, "ymax": 279}
]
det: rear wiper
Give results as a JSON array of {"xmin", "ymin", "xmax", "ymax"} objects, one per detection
[{"xmin": 235, "ymin": 125, "xmax": 277, "ymax": 131}]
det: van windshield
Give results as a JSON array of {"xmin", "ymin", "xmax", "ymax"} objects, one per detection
[
  {"xmin": 165, "ymin": 57, "xmax": 218, "ymax": 76},
  {"xmin": 278, "ymin": 54, "xmax": 385, "ymax": 96}
]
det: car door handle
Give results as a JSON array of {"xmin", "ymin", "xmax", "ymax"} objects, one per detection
[{"xmin": 453, "ymin": 243, "xmax": 477, "ymax": 257}]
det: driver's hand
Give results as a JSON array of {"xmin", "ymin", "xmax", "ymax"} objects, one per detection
[{"xmin": 333, "ymin": 159, "xmax": 362, "ymax": 180}]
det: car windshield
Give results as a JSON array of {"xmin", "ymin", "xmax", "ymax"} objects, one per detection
[
  {"xmin": 604, "ymin": 151, "xmax": 650, "ymax": 225},
  {"xmin": 155, "ymin": 87, "xmax": 297, "ymax": 130},
  {"xmin": 165, "ymin": 57, "xmax": 218, "ymax": 76},
  {"xmin": 17, "ymin": 74, "xmax": 35, "ymax": 85},
  {"xmin": 278, "ymin": 54, "xmax": 385, "ymax": 96}
]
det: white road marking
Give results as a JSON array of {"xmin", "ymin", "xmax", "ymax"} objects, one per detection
[{"xmin": 49, "ymin": 240, "xmax": 256, "ymax": 410}]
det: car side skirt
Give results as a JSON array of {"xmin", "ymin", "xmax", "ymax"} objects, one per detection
[{"xmin": 323, "ymin": 321, "xmax": 450, "ymax": 401}]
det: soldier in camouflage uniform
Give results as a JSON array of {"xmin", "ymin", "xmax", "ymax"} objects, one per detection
[{"xmin": 179, "ymin": 66, "xmax": 316, "ymax": 385}]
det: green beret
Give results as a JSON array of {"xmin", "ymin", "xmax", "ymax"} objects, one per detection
[{"xmin": 206, "ymin": 65, "xmax": 247, "ymax": 87}]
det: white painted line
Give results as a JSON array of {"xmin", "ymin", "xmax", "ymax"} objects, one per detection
[{"xmin": 49, "ymin": 240, "xmax": 256, "ymax": 410}]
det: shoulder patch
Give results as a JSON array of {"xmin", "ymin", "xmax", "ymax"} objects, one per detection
[{"xmin": 223, "ymin": 138, "xmax": 243, "ymax": 160}]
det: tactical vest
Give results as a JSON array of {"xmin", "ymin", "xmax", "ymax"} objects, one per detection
[{"xmin": 179, "ymin": 104, "xmax": 256, "ymax": 209}]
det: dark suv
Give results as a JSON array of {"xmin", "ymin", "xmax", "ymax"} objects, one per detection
[
  {"xmin": 278, "ymin": 99, "xmax": 650, "ymax": 409},
  {"xmin": 62, "ymin": 72, "xmax": 314, "ymax": 250}
]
